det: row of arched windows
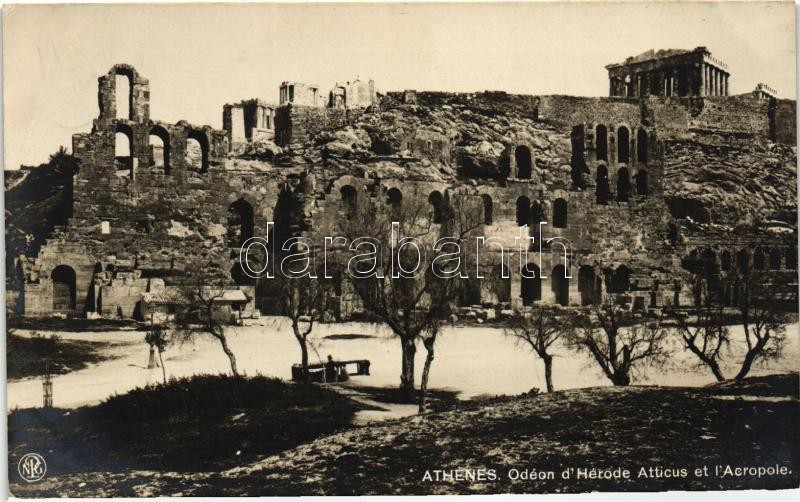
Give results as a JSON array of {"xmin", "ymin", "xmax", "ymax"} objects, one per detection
[
  {"xmin": 592, "ymin": 124, "xmax": 648, "ymax": 165},
  {"xmin": 596, "ymin": 165, "xmax": 649, "ymax": 204},
  {"xmin": 114, "ymin": 124, "xmax": 209, "ymax": 177},
  {"xmin": 694, "ymin": 246, "xmax": 798, "ymax": 272}
]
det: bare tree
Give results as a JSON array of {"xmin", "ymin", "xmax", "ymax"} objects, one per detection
[
  {"xmin": 171, "ymin": 263, "xmax": 241, "ymax": 376},
  {"xmin": 277, "ymin": 272, "xmax": 329, "ymax": 385},
  {"xmin": 566, "ymin": 301, "xmax": 670, "ymax": 386},
  {"xmin": 671, "ymin": 273, "xmax": 730, "ymax": 382},
  {"xmin": 505, "ymin": 306, "xmax": 570, "ymax": 392},
  {"xmin": 338, "ymin": 187, "xmax": 483, "ymax": 411},
  {"xmin": 145, "ymin": 321, "xmax": 169, "ymax": 384}
]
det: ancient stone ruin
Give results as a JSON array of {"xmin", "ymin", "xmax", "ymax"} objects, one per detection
[{"xmin": 8, "ymin": 48, "xmax": 798, "ymax": 320}]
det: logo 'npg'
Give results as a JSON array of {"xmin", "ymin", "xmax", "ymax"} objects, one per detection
[{"xmin": 18, "ymin": 453, "xmax": 47, "ymax": 482}]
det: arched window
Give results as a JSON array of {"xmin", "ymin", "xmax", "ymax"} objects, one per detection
[
  {"xmin": 386, "ymin": 188, "xmax": 402, "ymax": 218},
  {"xmin": 114, "ymin": 124, "xmax": 134, "ymax": 179},
  {"xmin": 340, "ymin": 185, "xmax": 357, "ymax": 216},
  {"xmin": 521, "ymin": 263, "xmax": 541, "ymax": 305},
  {"xmin": 754, "ymin": 248, "xmax": 767, "ymax": 270},
  {"xmin": 617, "ymin": 126, "xmax": 630, "ymax": 164},
  {"xmin": 769, "ymin": 248, "xmax": 782, "ymax": 270},
  {"xmin": 115, "ymin": 70, "xmax": 132, "ymax": 120},
  {"xmin": 186, "ymin": 130, "xmax": 209, "ymax": 173},
  {"xmin": 481, "ymin": 194, "xmax": 493, "ymax": 225},
  {"xmin": 516, "ymin": 196, "xmax": 531, "ymax": 226},
  {"xmin": 596, "ymin": 164, "xmax": 610, "ymax": 204},
  {"xmin": 428, "ymin": 191, "xmax": 444, "ymax": 224},
  {"xmin": 596, "ymin": 125, "xmax": 608, "ymax": 161},
  {"xmin": 228, "ymin": 198, "xmax": 254, "ymax": 248},
  {"xmin": 149, "ymin": 126, "xmax": 170, "ymax": 174},
  {"xmin": 553, "ymin": 198, "xmax": 568, "ymax": 228},
  {"xmin": 552, "ymin": 265, "xmax": 570, "ymax": 306},
  {"xmin": 700, "ymin": 248, "xmax": 718, "ymax": 274},
  {"xmin": 51, "ymin": 265, "xmax": 77, "ymax": 312},
  {"xmin": 635, "ymin": 169, "xmax": 648, "ymax": 196},
  {"xmin": 617, "ymin": 167, "xmax": 631, "ymax": 202},
  {"xmin": 637, "ymin": 128, "xmax": 648, "ymax": 163},
  {"xmin": 721, "ymin": 251, "xmax": 732, "ymax": 271},
  {"xmin": 736, "ymin": 250, "xmax": 750, "ymax": 273},
  {"xmin": 515, "ymin": 145, "xmax": 532, "ymax": 179}
]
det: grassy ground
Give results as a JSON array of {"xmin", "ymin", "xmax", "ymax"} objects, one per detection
[
  {"xmin": 7, "ymin": 332, "xmax": 115, "ymax": 380},
  {"xmin": 9, "ymin": 373, "xmax": 799, "ymax": 496},
  {"xmin": 8, "ymin": 374, "xmax": 366, "ymax": 480}
]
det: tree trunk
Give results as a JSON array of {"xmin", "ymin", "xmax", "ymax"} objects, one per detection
[
  {"xmin": 218, "ymin": 335, "xmax": 239, "ymax": 376},
  {"xmin": 542, "ymin": 354, "xmax": 554, "ymax": 393},
  {"xmin": 734, "ymin": 340, "xmax": 766, "ymax": 381},
  {"xmin": 399, "ymin": 335, "xmax": 417, "ymax": 402},
  {"xmin": 158, "ymin": 350, "xmax": 166, "ymax": 384},
  {"xmin": 684, "ymin": 337, "xmax": 726, "ymax": 382},
  {"xmin": 147, "ymin": 345, "xmax": 159, "ymax": 369},
  {"xmin": 300, "ymin": 338, "xmax": 310, "ymax": 385},
  {"xmin": 419, "ymin": 339, "xmax": 435, "ymax": 414}
]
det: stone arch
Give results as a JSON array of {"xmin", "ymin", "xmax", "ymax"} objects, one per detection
[
  {"xmin": 769, "ymin": 248, "xmax": 782, "ymax": 270},
  {"xmin": 553, "ymin": 198, "xmax": 568, "ymax": 228},
  {"xmin": 578, "ymin": 265, "xmax": 601, "ymax": 306},
  {"xmin": 570, "ymin": 125, "xmax": 587, "ymax": 188},
  {"xmin": 635, "ymin": 169, "xmax": 649, "ymax": 196},
  {"xmin": 552, "ymin": 265, "xmax": 570, "ymax": 306},
  {"xmin": 596, "ymin": 124, "xmax": 608, "ymax": 161},
  {"xmin": 515, "ymin": 145, "xmax": 532, "ymax": 179},
  {"xmin": 386, "ymin": 187, "xmax": 402, "ymax": 217},
  {"xmin": 149, "ymin": 125, "xmax": 171, "ymax": 174},
  {"xmin": 616, "ymin": 166, "xmax": 631, "ymax": 202},
  {"xmin": 516, "ymin": 196, "xmax": 531, "ymax": 226},
  {"xmin": 99, "ymin": 64, "xmax": 149, "ymax": 123},
  {"xmin": 596, "ymin": 164, "xmax": 610, "ymax": 204},
  {"xmin": 228, "ymin": 198, "xmax": 255, "ymax": 248},
  {"xmin": 340, "ymin": 185, "xmax": 357, "ymax": 216},
  {"xmin": 637, "ymin": 128, "xmax": 648, "ymax": 163},
  {"xmin": 481, "ymin": 194, "xmax": 493, "ymax": 225},
  {"xmin": 617, "ymin": 126, "xmax": 630, "ymax": 164},
  {"xmin": 51, "ymin": 265, "xmax": 77, "ymax": 312},
  {"xmin": 521, "ymin": 263, "xmax": 541, "ymax": 306},
  {"xmin": 114, "ymin": 123, "xmax": 134, "ymax": 179},
  {"xmin": 186, "ymin": 129, "xmax": 209, "ymax": 172},
  {"xmin": 428, "ymin": 191, "xmax": 444, "ymax": 224}
]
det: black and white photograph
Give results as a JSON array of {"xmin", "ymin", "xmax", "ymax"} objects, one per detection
[{"xmin": 3, "ymin": 1, "xmax": 799, "ymax": 497}]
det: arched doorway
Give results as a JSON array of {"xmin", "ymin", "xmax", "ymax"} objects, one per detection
[
  {"xmin": 516, "ymin": 196, "xmax": 531, "ymax": 226},
  {"xmin": 769, "ymin": 248, "xmax": 782, "ymax": 270},
  {"xmin": 579, "ymin": 265, "xmax": 600, "ymax": 305},
  {"xmin": 637, "ymin": 128, "xmax": 648, "ymax": 163},
  {"xmin": 149, "ymin": 126, "xmax": 171, "ymax": 174},
  {"xmin": 515, "ymin": 145, "xmax": 532, "ymax": 179},
  {"xmin": 552, "ymin": 265, "xmax": 570, "ymax": 306},
  {"xmin": 521, "ymin": 263, "xmax": 541, "ymax": 306},
  {"xmin": 186, "ymin": 130, "xmax": 209, "ymax": 172},
  {"xmin": 607, "ymin": 265, "xmax": 631, "ymax": 293},
  {"xmin": 553, "ymin": 198, "xmax": 568, "ymax": 228},
  {"xmin": 617, "ymin": 126, "xmax": 630, "ymax": 164},
  {"xmin": 228, "ymin": 199, "xmax": 254, "ymax": 248},
  {"xmin": 596, "ymin": 164, "xmax": 610, "ymax": 204},
  {"xmin": 387, "ymin": 187, "xmax": 402, "ymax": 218},
  {"xmin": 52, "ymin": 265, "xmax": 77, "ymax": 312},
  {"xmin": 494, "ymin": 264, "xmax": 511, "ymax": 303},
  {"xmin": 635, "ymin": 169, "xmax": 648, "ymax": 196},
  {"xmin": 115, "ymin": 124, "xmax": 134, "ymax": 178},
  {"xmin": 481, "ymin": 194, "xmax": 493, "ymax": 225},
  {"xmin": 340, "ymin": 185, "xmax": 357, "ymax": 217},
  {"xmin": 617, "ymin": 167, "xmax": 631, "ymax": 202},
  {"xmin": 596, "ymin": 125, "xmax": 608, "ymax": 161}
]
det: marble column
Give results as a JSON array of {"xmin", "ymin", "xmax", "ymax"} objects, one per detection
[{"xmin": 699, "ymin": 63, "xmax": 706, "ymax": 96}]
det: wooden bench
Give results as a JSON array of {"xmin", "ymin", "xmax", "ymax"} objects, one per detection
[{"xmin": 291, "ymin": 359, "xmax": 370, "ymax": 383}]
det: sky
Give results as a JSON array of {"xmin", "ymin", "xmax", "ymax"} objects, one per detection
[{"xmin": 2, "ymin": 1, "xmax": 796, "ymax": 170}]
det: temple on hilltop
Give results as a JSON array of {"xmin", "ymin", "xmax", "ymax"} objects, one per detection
[{"xmin": 607, "ymin": 47, "xmax": 730, "ymax": 98}]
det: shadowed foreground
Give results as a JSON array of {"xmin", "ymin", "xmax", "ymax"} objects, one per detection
[{"xmin": 9, "ymin": 373, "xmax": 799, "ymax": 496}]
